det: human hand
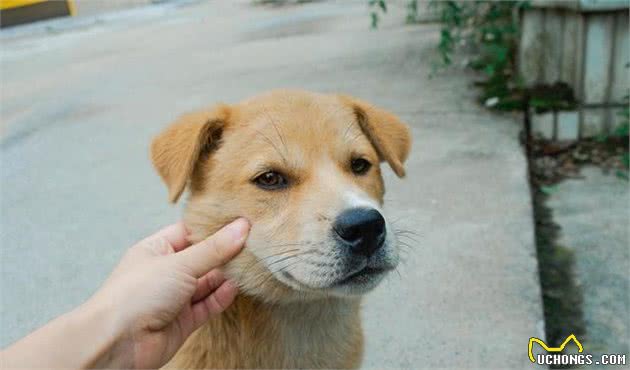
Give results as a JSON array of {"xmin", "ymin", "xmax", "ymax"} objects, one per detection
[{"xmin": 88, "ymin": 218, "xmax": 250, "ymax": 369}]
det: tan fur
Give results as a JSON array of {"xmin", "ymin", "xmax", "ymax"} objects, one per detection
[
  {"xmin": 150, "ymin": 90, "xmax": 411, "ymax": 369},
  {"xmin": 168, "ymin": 296, "xmax": 363, "ymax": 369},
  {"xmin": 151, "ymin": 105, "xmax": 231, "ymax": 203},
  {"xmin": 339, "ymin": 95, "xmax": 412, "ymax": 177}
]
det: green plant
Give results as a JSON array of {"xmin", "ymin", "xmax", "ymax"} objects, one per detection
[
  {"xmin": 592, "ymin": 95, "xmax": 630, "ymax": 179},
  {"xmin": 405, "ymin": 0, "xmax": 419, "ymax": 24},
  {"xmin": 597, "ymin": 95, "xmax": 629, "ymax": 139},
  {"xmin": 431, "ymin": 1, "xmax": 529, "ymax": 109},
  {"xmin": 369, "ymin": 0, "xmax": 388, "ymax": 28},
  {"xmin": 370, "ymin": 0, "xmax": 424, "ymax": 27},
  {"xmin": 614, "ymin": 97, "xmax": 629, "ymax": 138},
  {"xmin": 370, "ymin": 1, "xmax": 529, "ymax": 109},
  {"xmin": 615, "ymin": 98, "xmax": 630, "ymax": 178}
]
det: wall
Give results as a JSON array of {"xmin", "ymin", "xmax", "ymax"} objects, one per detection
[{"xmin": 519, "ymin": 0, "xmax": 628, "ymax": 139}]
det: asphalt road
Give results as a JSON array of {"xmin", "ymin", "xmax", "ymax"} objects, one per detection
[{"xmin": 1, "ymin": 1, "xmax": 543, "ymax": 367}]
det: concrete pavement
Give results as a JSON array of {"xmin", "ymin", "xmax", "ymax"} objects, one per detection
[
  {"xmin": 1, "ymin": 1, "xmax": 543, "ymax": 367},
  {"xmin": 547, "ymin": 167, "xmax": 629, "ymax": 365}
]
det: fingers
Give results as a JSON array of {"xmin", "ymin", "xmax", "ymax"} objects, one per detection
[
  {"xmin": 191, "ymin": 270, "xmax": 225, "ymax": 303},
  {"xmin": 174, "ymin": 218, "xmax": 250, "ymax": 278},
  {"xmin": 189, "ymin": 280, "xmax": 239, "ymax": 330},
  {"xmin": 144, "ymin": 222, "xmax": 191, "ymax": 252},
  {"xmin": 203, "ymin": 280, "xmax": 238, "ymax": 314}
]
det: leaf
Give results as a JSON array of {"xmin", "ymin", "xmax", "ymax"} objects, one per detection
[
  {"xmin": 595, "ymin": 133, "xmax": 608, "ymax": 142},
  {"xmin": 540, "ymin": 185, "xmax": 558, "ymax": 195},
  {"xmin": 370, "ymin": 12, "xmax": 379, "ymax": 28},
  {"xmin": 486, "ymin": 43, "xmax": 508, "ymax": 63},
  {"xmin": 615, "ymin": 170, "xmax": 629, "ymax": 180},
  {"xmin": 484, "ymin": 64, "xmax": 495, "ymax": 76},
  {"xmin": 378, "ymin": 0, "xmax": 387, "ymax": 12},
  {"xmin": 614, "ymin": 122, "xmax": 629, "ymax": 137}
]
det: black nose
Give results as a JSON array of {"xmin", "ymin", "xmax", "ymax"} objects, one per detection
[{"xmin": 333, "ymin": 208, "xmax": 386, "ymax": 257}]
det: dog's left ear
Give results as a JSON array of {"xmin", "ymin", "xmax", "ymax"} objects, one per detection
[
  {"xmin": 151, "ymin": 105, "xmax": 230, "ymax": 203},
  {"xmin": 339, "ymin": 95, "xmax": 412, "ymax": 177}
]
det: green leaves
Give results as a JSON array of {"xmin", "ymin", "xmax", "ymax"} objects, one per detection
[
  {"xmin": 368, "ymin": 0, "xmax": 387, "ymax": 28},
  {"xmin": 368, "ymin": 0, "xmax": 387, "ymax": 12},
  {"xmin": 428, "ymin": 1, "xmax": 527, "ymax": 110},
  {"xmin": 406, "ymin": 0, "xmax": 418, "ymax": 24},
  {"xmin": 540, "ymin": 185, "xmax": 558, "ymax": 195},
  {"xmin": 438, "ymin": 29, "xmax": 454, "ymax": 65},
  {"xmin": 377, "ymin": 0, "xmax": 387, "ymax": 12},
  {"xmin": 370, "ymin": 12, "xmax": 379, "ymax": 29},
  {"xmin": 614, "ymin": 95, "xmax": 629, "ymax": 138}
]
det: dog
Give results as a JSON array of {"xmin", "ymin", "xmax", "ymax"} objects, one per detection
[{"xmin": 151, "ymin": 89, "xmax": 411, "ymax": 368}]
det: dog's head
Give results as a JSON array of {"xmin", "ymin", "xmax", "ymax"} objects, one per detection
[{"xmin": 151, "ymin": 90, "xmax": 411, "ymax": 302}]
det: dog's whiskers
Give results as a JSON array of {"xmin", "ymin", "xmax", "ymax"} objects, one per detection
[
  {"xmin": 246, "ymin": 256, "xmax": 306, "ymax": 293},
  {"xmin": 341, "ymin": 120, "xmax": 356, "ymax": 141},
  {"xmin": 263, "ymin": 106, "xmax": 288, "ymax": 155},
  {"xmin": 254, "ymin": 127, "xmax": 289, "ymax": 166},
  {"xmin": 238, "ymin": 243, "xmax": 318, "ymax": 280},
  {"xmin": 395, "ymin": 234, "xmax": 419, "ymax": 244}
]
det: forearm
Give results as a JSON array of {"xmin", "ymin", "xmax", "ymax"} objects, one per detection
[
  {"xmin": 1, "ymin": 299, "xmax": 127, "ymax": 369},
  {"xmin": 2, "ymin": 220, "xmax": 247, "ymax": 369}
]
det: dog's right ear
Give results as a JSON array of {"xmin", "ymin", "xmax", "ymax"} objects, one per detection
[{"xmin": 151, "ymin": 105, "xmax": 230, "ymax": 203}]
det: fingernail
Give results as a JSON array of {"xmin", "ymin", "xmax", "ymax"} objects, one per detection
[{"xmin": 224, "ymin": 218, "xmax": 250, "ymax": 243}]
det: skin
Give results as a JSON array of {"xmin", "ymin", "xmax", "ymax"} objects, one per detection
[{"xmin": 1, "ymin": 218, "xmax": 250, "ymax": 369}]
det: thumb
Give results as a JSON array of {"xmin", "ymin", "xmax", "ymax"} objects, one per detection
[{"xmin": 174, "ymin": 218, "xmax": 250, "ymax": 277}]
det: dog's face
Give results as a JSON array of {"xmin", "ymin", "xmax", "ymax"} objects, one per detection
[{"xmin": 151, "ymin": 90, "xmax": 411, "ymax": 302}]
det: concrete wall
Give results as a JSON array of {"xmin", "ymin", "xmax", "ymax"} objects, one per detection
[{"xmin": 519, "ymin": 1, "xmax": 629, "ymax": 139}]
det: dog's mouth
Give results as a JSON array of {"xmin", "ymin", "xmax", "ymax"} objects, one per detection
[
  {"xmin": 279, "ymin": 263, "xmax": 392, "ymax": 291},
  {"xmin": 333, "ymin": 266, "xmax": 389, "ymax": 286},
  {"xmin": 263, "ymin": 237, "xmax": 398, "ymax": 295}
]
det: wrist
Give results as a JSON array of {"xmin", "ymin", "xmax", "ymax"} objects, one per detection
[
  {"xmin": 77, "ymin": 295, "xmax": 132, "ymax": 368},
  {"xmin": 1, "ymin": 296, "xmax": 131, "ymax": 369}
]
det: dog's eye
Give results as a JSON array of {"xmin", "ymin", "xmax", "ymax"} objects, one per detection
[
  {"xmin": 350, "ymin": 158, "xmax": 371, "ymax": 175},
  {"xmin": 253, "ymin": 171, "xmax": 288, "ymax": 190}
]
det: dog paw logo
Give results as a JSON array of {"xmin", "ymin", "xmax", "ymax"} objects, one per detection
[{"xmin": 528, "ymin": 334, "xmax": 584, "ymax": 362}]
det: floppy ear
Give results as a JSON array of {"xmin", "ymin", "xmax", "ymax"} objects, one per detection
[
  {"xmin": 339, "ymin": 95, "xmax": 412, "ymax": 177},
  {"xmin": 150, "ymin": 105, "xmax": 230, "ymax": 203}
]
